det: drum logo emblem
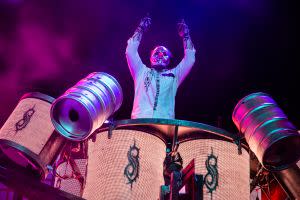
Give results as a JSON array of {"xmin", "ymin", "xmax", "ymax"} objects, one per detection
[
  {"xmin": 204, "ymin": 147, "xmax": 218, "ymax": 199},
  {"xmin": 124, "ymin": 140, "xmax": 140, "ymax": 189},
  {"xmin": 15, "ymin": 105, "xmax": 36, "ymax": 132}
]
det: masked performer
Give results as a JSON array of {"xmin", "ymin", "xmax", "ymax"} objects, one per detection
[{"xmin": 126, "ymin": 16, "xmax": 196, "ymax": 119}]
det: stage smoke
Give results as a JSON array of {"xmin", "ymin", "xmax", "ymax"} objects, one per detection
[
  {"xmin": 232, "ymin": 92, "xmax": 300, "ymax": 171},
  {"xmin": 51, "ymin": 72, "xmax": 123, "ymax": 141}
]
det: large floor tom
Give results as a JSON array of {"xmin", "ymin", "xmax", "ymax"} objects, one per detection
[
  {"xmin": 0, "ymin": 92, "xmax": 65, "ymax": 178},
  {"xmin": 82, "ymin": 119, "xmax": 250, "ymax": 200},
  {"xmin": 82, "ymin": 123, "xmax": 166, "ymax": 200}
]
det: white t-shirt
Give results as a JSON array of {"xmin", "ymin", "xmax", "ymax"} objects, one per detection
[{"xmin": 125, "ymin": 38, "xmax": 196, "ymax": 119}]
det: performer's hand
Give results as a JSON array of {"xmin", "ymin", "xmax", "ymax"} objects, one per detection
[
  {"xmin": 131, "ymin": 14, "xmax": 151, "ymax": 41},
  {"xmin": 177, "ymin": 19, "xmax": 190, "ymax": 37},
  {"xmin": 138, "ymin": 15, "xmax": 152, "ymax": 32}
]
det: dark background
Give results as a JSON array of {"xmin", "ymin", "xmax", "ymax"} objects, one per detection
[{"xmin": 0, "ymin": 0, "xmax": 297, "ymax": 133}]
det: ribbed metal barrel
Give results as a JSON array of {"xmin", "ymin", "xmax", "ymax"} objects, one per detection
[
  {"xmin": 232, "ymin": 92, "xmax": 300, "ymax": 171},
  {"xmin": 51, "ymin": 72, "xmax": 123, "ymax": 141}
]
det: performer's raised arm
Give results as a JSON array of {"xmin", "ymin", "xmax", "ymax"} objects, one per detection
[
  {"xmin": 126, "ymin": 16, "xmax": 151, "ymax": 80},
  {"xmin": 176, "ymin": 19, "xmax": 196, "ymax": 85}
]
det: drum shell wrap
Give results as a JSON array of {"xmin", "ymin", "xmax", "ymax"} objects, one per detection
[
  {"xmin": 232, "ymin": 92, "xmax": 300, "ymax": 170},
  {"xmin": 82, "ymin": 129, "xmax": 165, "ymax": 200},
  {"xmin": 178, "ymin": 138, "xmax": 250, "ymax": 200},
  {"xmin": 0, "ymin": 92, "xmax": 65, "ymax": 178}
]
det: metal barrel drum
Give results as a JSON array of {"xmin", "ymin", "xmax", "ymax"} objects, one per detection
[
  {"xmin": 0, "ymin": 92, "xmax": 66, "ymax": 179},
  {"xmin": 50, "ymin": 72, "xmax": 123, "ymax": 141},
  {"xmin": 82, "ymin": 127, "xmax": 166, "ymax": 200},
  {"xmin": 232, "ymin": 92, "xmax": 300, "ymax": 171},
  {"xmin": 178, "ymin": 127, "xmax": 250, "ymax": 200}
]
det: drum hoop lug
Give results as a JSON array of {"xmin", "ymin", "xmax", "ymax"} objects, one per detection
[
  {"xmin": 107, "ymin": 118, "xmax": 116, "ymax": 139},
  {"xmin": 172, "ymin": 125, "xmax": 179, "ymax": 152},
  {"xmin": 234, "ymin": 134, "xmax": 244, "ymax": 155}
]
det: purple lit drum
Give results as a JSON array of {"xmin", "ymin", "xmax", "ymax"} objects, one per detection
[
  {"xmin": 51, "ymin": 72, "xmax": 123, "ymax": 141},
  {"xmin": 232, "ymin": 92, "xmax": 300, "ymax": 171},
  {"xmin": 82, "ymin": 124, "xmax": 166, "ymax": 200},
  {"xmin": 0, "ymin": 92, "xmax": 65, "ymax": 178}
]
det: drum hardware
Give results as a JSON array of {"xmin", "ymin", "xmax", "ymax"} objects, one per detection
[
  {"xmin": 163, "ymin": 149, "xmax": 183, "ymax": 186},
  {"xmin": 160, "ymin": 185, "xmax": 170, "ymax": 200},
  {"xmin": 233, "ymin": 134, "xmax": 243, "ymax": 155},
  {"xmin": 171, "ymin": 125, "xmax": 179, "ymax": 152},
  {"xmin": 107, "ymin": 118, "xmax": 116, "ymax": 139},
  {"xmin": 55, "ymin": 150, "xmax": 85, "ymax": 182},
  {"xmin": 44, "ymin": 164, "xmax": 55, "ymax": 186},
  {"xmin": 250, "ymin": 163, "xmax": 300, "ymax": 200},
  {"xmin": 232, "ymin": 127, "xmax": 246, "ymax": 156},
  {"xmin": 250, "ymin": 164, "xmax": 266, "ymax": 193},
  {"xmin": 54, "ymin": 141, "xmax": 87, "ymax": 197},
  {"xmin": 89, "ymin": 118, "xmax": 116, "ymax": 141},
  {"xmin": 56, "ymin": 158, "xmax": 85, "ymax": 189},
  {"xmin": 160, "ymin": 159, "xmax": 204, "ymax": 200},
  {"xmin": 272, "ymin": 164, "xmax": 300, "ymax": 200},
  {"xmin": 251, "ymin": 170, "xmax": 285, "ymax": 200},
  {"xmin": 163, "ymin": 125, "xmax": 181, "ymax": 186}
]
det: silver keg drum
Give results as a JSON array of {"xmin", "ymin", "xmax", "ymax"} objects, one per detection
[
  {"xmin": 232, "ymin": 92, "xmax": 300, "ymax": 171},
  {"xmin": 50, "ymin": 72, "xmax": 123, "ymax": 141}
]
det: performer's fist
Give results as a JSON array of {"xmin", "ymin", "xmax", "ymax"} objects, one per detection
[
  {"xmin": 177, "ymin": 19, "xmax": 190, "ymax": 37},
  {"xmin": 138, "ymin": 15, "xmax": 152, "ymax": 32}
]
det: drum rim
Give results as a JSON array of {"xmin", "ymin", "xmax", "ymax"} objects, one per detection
[
  {"xmin": 115, "ymin": 118, "xmax": 238, "ymax": 138},
  {"xmin": 0, "ymin": 139, "xmax": 47, "ymax": 178},
  {"xmin": 50, "ymin": 96, "xmax": 94, "ymax": 141},
  {"xmin": 20, "ymin": 92, "xmax": 55, "ymax": 104},
  {"xmin": 93, "ymin": 118, "xmax": 247, "ymax": 148}
]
